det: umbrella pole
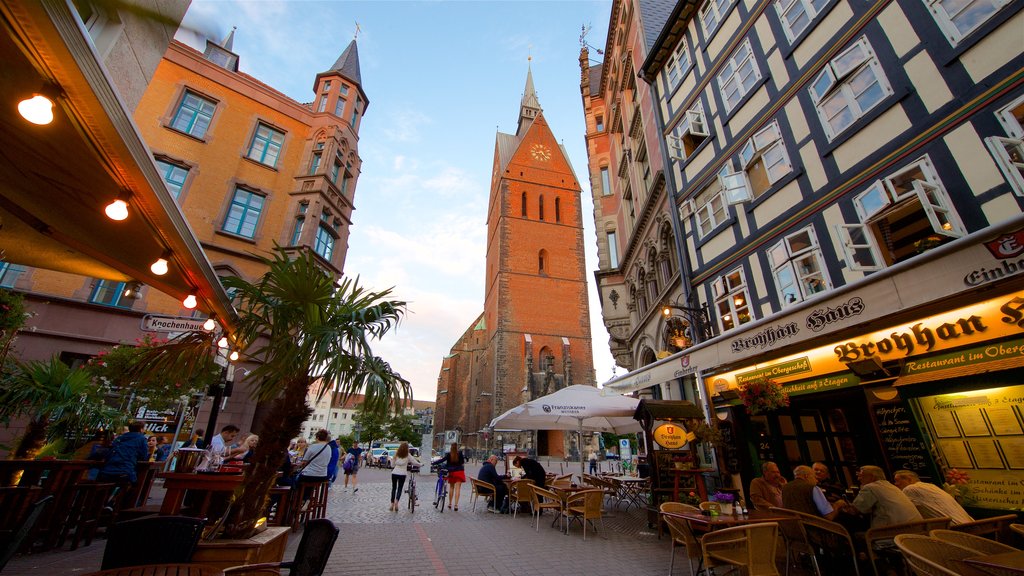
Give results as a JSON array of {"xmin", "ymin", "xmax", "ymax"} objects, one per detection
[{"xmin": 578, "ymin": 418, "xmax": 585, "ymax": 480}]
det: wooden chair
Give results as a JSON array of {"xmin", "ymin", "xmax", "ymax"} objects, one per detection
[
  {"xmin": 562, "ymin": 489, "xmax": 604, "ymax": 541},
  {"xmin": 470, "ymin": 478, "xmax": 497, "ymax": 512},
  {"xmin": 661, "ymin": 502, "xmax": 702, "ymax": 576},
  {"xmin": 508, "ymin": 479, "xmax": 534, "ymax": 519},
  {"xmin": 225, "ymin": 518, "xmax": 339, "ymax": 576},
  {"xmin": 553, "ymin": 473, "xmax": 572, "ymax": 484},
  {"xmin": 57, "ymin": 481, "xmax": 115, "ymax": 550},
  {"xmin": 893, "ymin": 534, "xmax": 990, "ymax": 576},
  {"xmin": 792, "ymin": 509, "xmax": 860, "ymax": 576},
  {"xmin": 290, "ymin": 480, "xmax": 330, "ymax": 531},
  {"xmin": 929, "ymin": 528, "xmax": 1020, "ymax": 554},
  {"xmin": 769, "ymin": 507, "xmax": 819, "ymax": 576},
  {"xmin": 865, "ymin": 517, "xmax": 951, "ymax": 576},
  {"xmin": 951, "ymin": 514, "xmax": 1019, "ymax": 543},
  {"xmin": 529, "ymin": 486, "xmax": 563, "ymax": 532},
  {"xmin": 701, "ymin": 522, "xmax": 781, "ymax": 576},
  {"xmin": 0, "ymin": 495, "xmax": 52, "ymax": 571}
]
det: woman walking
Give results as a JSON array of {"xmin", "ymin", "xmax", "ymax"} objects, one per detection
[
  {"xmin": 435, "ymin": 442, "xmax": 467, "ymax": 511},
  {"xmin": 389, "ymin": 442, "xmax": 421, "ymax": 511}
]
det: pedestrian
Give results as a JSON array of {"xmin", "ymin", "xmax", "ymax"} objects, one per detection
[
  {"xmin": 326, "ymin": 436, "xmax": 340, "ymax": 484},
  {"xmin": 97, "ymin": 422, "xmax": 149, "ymax": 487},
  {"xmin": 209, "ymin": 424, "xmax": 240, "ymax": 457},
  {"xmin": 435, "ymin": 442, "xmax": 467, "ymax": 511},
  {"xmin": 588, "ymin": 449, "xmax": 598, "ymax": 475},
  {"xmin": 343, "ymin": 441, "xmax": 364, "ymax": 492},
  {"xmin": 389, "ymin": 442, "xmax": 421, "ymax": 511}
]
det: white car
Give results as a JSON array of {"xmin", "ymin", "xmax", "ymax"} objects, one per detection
[{"xmin": 368, "ymin": 448, "xmax": 388, "ymax": 467}]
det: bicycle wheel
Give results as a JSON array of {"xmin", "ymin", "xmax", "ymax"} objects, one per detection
[{"xmin": 408, "ymin": 477, "xmax": 416, "ymax": 513}]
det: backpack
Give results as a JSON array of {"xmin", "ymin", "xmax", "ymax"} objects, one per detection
[{"xmin": 342, "ymin": 453, "xmax": 355, "ymax": 472}]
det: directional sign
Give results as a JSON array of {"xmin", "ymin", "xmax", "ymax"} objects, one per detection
[{"xmin": 141, "ymin": 314, "xmax": 208, "ymax": 333}]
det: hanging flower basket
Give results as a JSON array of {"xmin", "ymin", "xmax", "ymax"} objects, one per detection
[{"xmin": 738, "ymin": 377, "xmax": 789, "ymax": 415}]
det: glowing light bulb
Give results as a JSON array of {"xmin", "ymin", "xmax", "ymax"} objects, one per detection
[
  {"xmin": 18, "ymin": 94, "xmax": 54, "ymax": 125},
  {"xmin": 150, "ymin": 257, "xmax": 169, "ymax": 276},
  {"xmin": 104, "ymin": 198, "xmax": 129, "ymax": 221},
  {"xmin": 203, "ymin": 318, "xmax": 216, "ymax": 331},
  {"xmin": 182, "ymin": 294, "xmax": 197, "ymax": 309},
  {"xmin": 218, "ymin": 337, "xmax": 229, "ymax": 348},
  {"xmin": 229, "ymin": 351, "xmax": 239, "ymax": 361}
]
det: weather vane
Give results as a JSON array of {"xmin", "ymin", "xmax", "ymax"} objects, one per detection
[
  {"xmin": 354, "ymin": 21, "xmax": 361, "ymax": 41},
  {"xmin": 580, "ymin": 22, "xmax": 604, "ymax": 55}
]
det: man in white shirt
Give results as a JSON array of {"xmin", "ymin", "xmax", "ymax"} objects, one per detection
[
  {"xmin": 893, "ymin": 469, "xmax": 973, "ymax": 525},
  {"xmin": 209, "ymin": 424, "xmax": 240, "ymax": 457},
  {"xmin": 851, "ymin": 465, "xmax": 923, "ymax": 529}
]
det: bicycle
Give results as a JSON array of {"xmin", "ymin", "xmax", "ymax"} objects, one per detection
[
  {"xmin": 432, "ymin": 464, "xmax": 448, "ymax": 512},
  {"xmin": 407, "ymin": 465, "xmax": 419, "ymax": 513}
]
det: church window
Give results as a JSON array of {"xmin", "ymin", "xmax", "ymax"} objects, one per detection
[
  {"xmin": 309, "ymin": 152, "xmax": 321, "ymax": 175},
  {"xmin": 334, "ymin": 96, "xmax": 346, "ymax": 117},
  {"xmin": 555, "ymin": 197, "xmax": 561, "ymax": 223},
  {"xmin": 317, "ymin": 96, "xmax": 327, "ymax": 113},
  {"xmin": 521, "ymin": 192, "xmax": 527, "ymax": 217},
  {"xmin": 538, "ymin": 249, "xmax": 548, "ymax": 275},
  {"xmin": 539, "ymin": 195, "xmax": 545, "ymax": 221}
]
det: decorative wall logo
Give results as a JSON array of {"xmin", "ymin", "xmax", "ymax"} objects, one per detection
[
  {"xmin": 806, "ymin": 297, "xmax": 865, "ymax": 332},
  {"xmin": 730, "ymin": 322, "xmax": 800, "ymax": 353},
  {"xmin": 984, "ymin": 230, "xmax": 1024, "ymax": 258},
  {"xmin": 966, "ymin": 230, "xmax": 1024, "ymax": 287},
  {"xmin": 542, "ymin": 404, "xmax": 552, "ymax": 413}
]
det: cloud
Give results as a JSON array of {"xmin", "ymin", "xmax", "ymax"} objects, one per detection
[{"xmin": 382, "ymin": 108, "xmax": 432, "ymax": 143}]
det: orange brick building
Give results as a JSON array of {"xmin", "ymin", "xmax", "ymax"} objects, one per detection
[
  {"xmin": 434, "ymin": 69, "xmax": 595, "ymax": 458},
  {"xmin": 7, "ymin": 33, "xmax": 368, "ymax": 435}
]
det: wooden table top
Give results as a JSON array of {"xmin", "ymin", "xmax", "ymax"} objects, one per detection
[
  {"xmin": 81, "ymin": 563, "xmax": 223, "ymax": 576},
  {"xmin": 964, "ymin": 550, "xmax": 1024, "ymax": 574},
  {"xmin": 664, "ymin": 509, "xmax": 788, "ymax": 528}
]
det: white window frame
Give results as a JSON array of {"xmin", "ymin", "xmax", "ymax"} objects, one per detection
[
  {"xmin": 695, "ymin": 168, "xmax": 730, "ymax": 238},
  {"xmin": 810, "ymin": 37, "xmax": 892, "ymax": 140},
  {"xmin": 738, "ymin": 120, "xmax": 792, "ymax": 198},
  {"xmin": 700, "ymin": 0, "xmax": 735, "ymax": 38},
  {"xmin": 837, "ymin": 224, "xmax": 884, "ymax": 271},
  {"xmin": 600, "ymin": 167, "xmax": 612, "ymax": 196},
  {"xmin": 775, "ymin": 0, "xmax": 831, "ymax": 43},
  {"xmin": 925, "ymin": 0, "xmax": 1011, "ymax": 46},
  {"xmin": 607, "ymin": 231, "xmax": 619, "ymax": 269},
  {"xmin": 667, "ymin": 106, "xmax": 709, "ymax": 161},
  {"xmin": 666, "ymin": 36, "xmax": 691, "ymax": 91},
  {"xmin": 996, "ymin": 93, "xmax": 1024, "ymax": 138},
  {"xmin": 712, "ymin": 268, "xmax": 754, "ymax": 332},
  {"xmin": 717, "ymin": 39, "xmax": 761, "ymax": 113},
  {"xmin": 769, "ymin": 226, "xmax": 830, "ymax": 306},
  {"xmin": 986, "ymin": 136, "xmax": 1024, "ymax": 196}
]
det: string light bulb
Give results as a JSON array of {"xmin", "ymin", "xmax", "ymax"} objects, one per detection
[
  {"xmin": 229, "ymin": 351, "xmax": 239, "ymax": 361},
  {"xmin": 150, "ymin": 252, "xmax": 170, "ymax": 276},
  {"xmin": 104, "ymin": 195, "xmax": 129, "ymax": 221},
  {"xmin": 203, "ymin": 317, "xmax": 217, "ymax": 331},
  {"xmin": 182, "ymin": 294, "xmax": 197, "ymax": 309},
  {"xmin": 18, "ymin": 94, "xmax": 54, "ymax": 125},
  {"xmin": 218, "ymin": 337, "xmax": 229, "ymax": 348}
]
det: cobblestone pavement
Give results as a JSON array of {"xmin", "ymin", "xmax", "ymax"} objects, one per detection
[{"xmin": 3, "ymin": 462, "xmax": 676, "ymax": 576}]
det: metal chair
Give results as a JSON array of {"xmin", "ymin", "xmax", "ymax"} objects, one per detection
[
  {"xmin": 100, "ymin": 515, "xmax": 204, "ymax": 570},
  {"xmin": 893, "ymin": 534, "xmax": 990, "ymax": 576},
  {"xmin": 701, "ymin": 521, "xmax": 781, "ymax": 576},
  {"xmin": 529, "ymin": 485, "xmax": 563, "ymax": 532},
  {"xmin": 561, "ymin": 489, "xmax": 604, "ymax": 541},
  {"xmin": 661, "ymin": 502, "xmax": 702, "ymax": 576},
  {"xmin": 929, "ymin": 528, "xmax": 1020, "ymax": 554},
  {"xmin": 0, "ymin": 494, "xmax": 52, "ymax": 571},
  {"xmin": 225, "ymin": 518, "xmax": 339, "ymax": 576},
  {"xmin": 865, "ymin": 517, "xmax": 951, "ymax": 576}
]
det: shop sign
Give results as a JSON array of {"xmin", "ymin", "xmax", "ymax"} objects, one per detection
[
  {"xmin": 903, "ymin": 336, "xmax": 1024, "ymax": 376},
  {"xmin": 736, "ymin": 357, "xmax": 811, "ymax": 384},
  {"xmin": 806, "ymin": 297, "xmax": 865, "ymax": 332},
  {"xmin": 730, "ymin": 321, "xmax": 800, "ymax": 353},
  {"xmin": 653, "ymin": 423, "xmax": 691, "ymax": 449},
  {"xmin": 141, "ymin": 314, "xmax": 209, "ymax": 333},
  {"xmin": 782, "ymin": 373, "xmax": 859, "ymax": 396}
]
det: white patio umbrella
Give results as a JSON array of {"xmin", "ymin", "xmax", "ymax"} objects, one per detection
[{"xmin": 489, "ymin": 385, "xmax": 641, "ymax": 477}]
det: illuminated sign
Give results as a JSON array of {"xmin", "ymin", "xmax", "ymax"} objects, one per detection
[
  {"xmin": 736, "ymin": 357, "xmax": 812, "ymax": 384},
  {"xmin": 653, "ymin": 423, "xmax": 691, "ymax": 449}
]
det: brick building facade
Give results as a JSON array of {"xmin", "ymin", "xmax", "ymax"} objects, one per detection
[{"xmin": 434, "ymin": 69, "xmax": 596, "ymax": 458}]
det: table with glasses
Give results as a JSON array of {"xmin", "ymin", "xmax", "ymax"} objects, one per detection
[
  {"xmin": 608, "ymin": 476, "xmax": 648, "ymax": 511},
  {"xmin": 156, "ymin": 472, "xmax": 244, "ymax": 516},
  {"xmin": 964, "ymin": 550, "xmax": 1024, "ymax": 575}
]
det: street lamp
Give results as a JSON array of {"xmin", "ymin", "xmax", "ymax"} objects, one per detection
[{"xmin": 661, "ymin": 298, "xmax": 714, "ymax": 346}]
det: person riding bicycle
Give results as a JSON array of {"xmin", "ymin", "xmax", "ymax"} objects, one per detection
[
  {"xmin": 434, "ymin": 442, "xmax": 467, "ymax": 511},
  {"xmin": 389, "ymin": 442, "xmax": 420, "ymax": 512}
]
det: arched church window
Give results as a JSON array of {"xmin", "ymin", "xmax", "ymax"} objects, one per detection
[
  {"xmin": 539, "ymin": 195, "xmax": 545, "ymax": 221},
  {"xmin": 522, "ymin": 192, "xmax": 527, "ymax": 217},
  {"xmin": 555, "ymin": 197, "xmax": 561, "ymax": 222}
]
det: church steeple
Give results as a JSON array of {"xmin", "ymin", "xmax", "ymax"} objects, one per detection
[
  {"xmin": 517, "ymin": 63, "xmax": 542, "ymax": 136},
  {"xmin": 323, "ymin": 39, "xmax": 363, "ymax": 87}
]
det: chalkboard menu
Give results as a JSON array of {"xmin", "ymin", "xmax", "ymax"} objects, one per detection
[{"xmin": 872, "ymin": 402, "xmax": 930, "ymax": 475}]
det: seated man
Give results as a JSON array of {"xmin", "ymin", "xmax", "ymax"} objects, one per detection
[
  {"xmin": 893, "ymin": 470, "xmax": 973, "ymax": 525},
  {"xmin": 513, "ymin": 455, "xmax": 547, "ymax": 489},
  {"xmin": 851, "ymin": 465, "xmax": 922, "ymax": 529},
  {"xmin": 749, "ymin": 461, "xmax": 787, "ymax": 510},
  {"xmin": 782, "ymin": 465, "xmax": 846, "ymax": 520},
  {"xmin": 812, "ymin": 461, "xmax": 847, "ymax": 503},
  {"xmin": 477, "ymin": 455, "xmax": 508, "ymax": 513}
]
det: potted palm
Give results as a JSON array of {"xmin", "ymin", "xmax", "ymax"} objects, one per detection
[{"xmin": 130, "ymin": 248, "xmax": 409, "ymax": 545}]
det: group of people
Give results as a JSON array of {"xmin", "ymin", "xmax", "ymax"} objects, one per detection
[{"xmin": 750, "ymin": 461, "xmax": 973, "ymax": 530}]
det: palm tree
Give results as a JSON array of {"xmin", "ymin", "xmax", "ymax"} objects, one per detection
[{"xmin": 134, "ymin": 248, "xmax": 409, "ymax": 538}]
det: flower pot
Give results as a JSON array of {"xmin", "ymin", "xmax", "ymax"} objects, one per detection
[{"xmin": 720, "ymin": 503, "xmax": 733, "ymax": 515}]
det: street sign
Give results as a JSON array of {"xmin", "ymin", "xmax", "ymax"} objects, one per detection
[{"xmin": 141, "ymin": 314, "xmax": 208, "ymax": 333}]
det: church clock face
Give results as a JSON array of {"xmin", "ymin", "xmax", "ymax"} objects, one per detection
[{"xmin": 531, "ymin": 144, "xmax": 552, "ymax": 162}]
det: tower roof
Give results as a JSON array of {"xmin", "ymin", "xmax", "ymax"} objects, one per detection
[
  {"xmin": 324, "ymin": 39, "xmax": 362, "ymax": 86},
  {"xmin": 517, "ymin": 64, "xmax": 542, "ymax": 136},
  {"xmin": 220, "ymin": 26, "xmax": 236, "ymax": 51}
]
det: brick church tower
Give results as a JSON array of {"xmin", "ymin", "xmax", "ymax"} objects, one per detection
[{"xmin": 435, "ymin": 67, "xmax": 595, "ymax": 458}]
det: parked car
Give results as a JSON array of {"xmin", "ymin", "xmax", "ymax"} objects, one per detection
[{"xmin": 367, "ymin": 448, "xmax": 388, "ymax": 467}]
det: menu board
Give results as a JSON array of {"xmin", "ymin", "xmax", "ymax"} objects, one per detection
[
  {"xmin": 917, "ymin": 384, "xmax": 1024, "ymax": 510},
  {"xmin": 871, "ymin": 402, "xmax": 930, "ymax": 474}
]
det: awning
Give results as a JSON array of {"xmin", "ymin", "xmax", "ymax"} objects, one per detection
[
  {"xmin": 894, "ymin": 355, "xmax": 1024, "ymax": 386},
  {"xmin": 0, "ymin": 1, "xmax": 236, "ymax": 333}
]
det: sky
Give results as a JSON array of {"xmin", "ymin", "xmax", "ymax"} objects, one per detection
[{"xmin": 178, "ymin": 0, "xmax": 617, "ymax": 403}]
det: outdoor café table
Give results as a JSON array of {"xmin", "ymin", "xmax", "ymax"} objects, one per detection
[
  {"xmin": 608, "ymin": 475, "xmax": 648, "ymax": 511},
  {"xmin": 963, "ymin": 550, "xmax": 1024, "ymax": 575},
  {"xmin": 81, "ymin": 563, "xmax": 223, "ymax": 576},
  {"xmin": 157, "ymin": 472, "xmax": 244, "ymax": 517},
  {"xmin": 549, "ymin": 484, "xmax": 591, "ymax": 532},
  {"xmin": 664, "ymin": 509, "xmax": 790, "ymax": 531}
]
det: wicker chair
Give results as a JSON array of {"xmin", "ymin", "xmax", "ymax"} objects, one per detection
[
  {"xmin": 865, "ymin": 517, "xmax": 951, "ymax": 576},
  {"xmin": 893, "ymin": 534, "xmax": 991, "ymax": 576},
  {"xmin": 951, "ymin": 514, "xmax": 1019, "ymax": 543},
  {"xmin": 769, "ymin": 507, "xmax": 819, "ymax": 576},
  {"xmin": 529, "ymin": 486, "xmax": 563, "ymax": 532},
  {"xmin": 660, "ymin": 502, "xmax": 703, "ymax": 576},
  {"xmin": 929, "ymin": 529, "xmax": 1020, "ymax": 554},
  {"xmin": 792, "ymin": 509, "xmax": 860, "ymax": 576},
  {"xmin": 699, "ymin": 501, "xmax": 721, "ymax": 512},
  {"xmin": 701, "ymin": 522, "xmax": 781, "ymax": 576},
  {"xmin": 562, "ymin": 489, "xmax": 604, "ymax": 541},
  {"xmin": 1011, "ymin": 523, "xmax": 1023, "ymax": 538},
  {"xmin": 508, "ymin": 479, "xmax": 534, "ymax": 519},
  {"xmin": 469, "ymin": 478, "xmax": 497, "ymax": 512}
]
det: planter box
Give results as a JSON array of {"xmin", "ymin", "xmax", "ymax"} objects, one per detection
[{"xmin": 192, "ymin": 526, "xmax": 290, "ymax": 572}]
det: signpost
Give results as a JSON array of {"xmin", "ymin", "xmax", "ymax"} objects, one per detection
[{"xmin": 141, "ymin": 314, "xmax": 210, "ymax": 333}]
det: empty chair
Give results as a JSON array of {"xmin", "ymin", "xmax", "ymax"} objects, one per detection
[
  {"xmin": 929, "ymin": 529, "xmax": 1020, "ymax": 554},
  {"xmin": 58, "ymin": 481, "xmax": 115, "ymax": 550},
  {"xmin": 893, "ymin": 534, "xmax": 990, "ymax": 576},
  {"xmin": 951, "ymin": 514, "xmax": 1019, "ymax": 543},
  {"xmin": 0, "ymin": 495, "xmax": 52, "ymax": 571},
  {"xmin": 661, "ymin": 502, "xmax": 702, "ymax": 576},
  {"xmin": 701, "ymin": 522, "xmax": 780, "ymax": 576},
  {"xmin": 792, "ymin": 508, "xmax": 860, "ymax": 576},
  {"xmin": 529, "ymin": 486, "xmax": 563, "ymax": 532},
  {"xmin": 100, "ymin": 515, "xmax": 204, "ymax": 570},
  {"xmin": 225, "ymin": 518, "xmax": 339, "ymax": 576},
  {"xmin": 865, "ymin": 517, "xmax": 951, "ymax": 576},
  {"xmin": 769, "ymin": 507, "xmax": 819, "ymax": 576},
  {"xmin": 561, "ymin": 489, "xmax": 604, "ymax": 541}
]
